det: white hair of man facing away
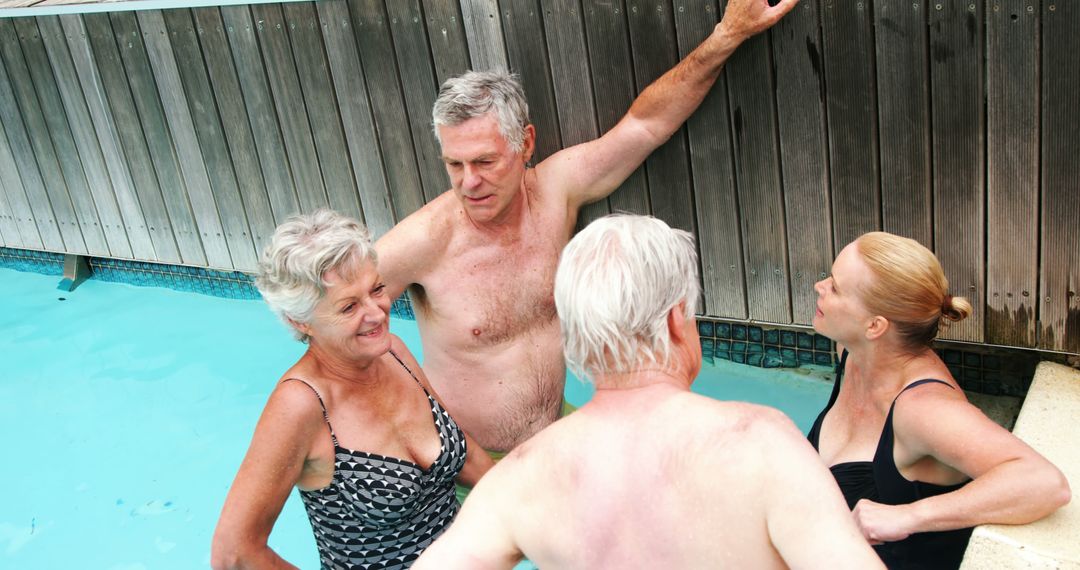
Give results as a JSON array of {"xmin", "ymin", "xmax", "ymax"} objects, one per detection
[
  {"xmin": 431, "ymin": 70, "xmax": 530, "ymax": 153},
  {"xmin": 555, "ymin": 214, "xmax": 700, "ymax": 383},
  {"xmin": 411, "ymin": 214, "xmax": 885, "ymax": 570},
  {"xmin": 255, "ymin": 209, "xmax": 376, "ymax": 342}
]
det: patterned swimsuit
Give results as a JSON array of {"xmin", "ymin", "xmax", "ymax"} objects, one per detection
[{"xmin": 284, "ymin": 351, "xmax": 467, "ymax": 569}]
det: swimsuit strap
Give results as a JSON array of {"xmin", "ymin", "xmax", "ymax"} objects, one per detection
[
  {"xmin": 388, "ymin": 349, "xmax": 424, "ymax": 389},
  {"xmin": 281, "ymin": 378, "xmax": 339, "ymax": 447},
  {"xmin": 892, "ymin": 378, "xmax": 955, "ymax": 405}
]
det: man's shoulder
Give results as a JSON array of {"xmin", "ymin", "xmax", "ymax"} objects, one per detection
[{"xmin": 677, "ymin": 396, "xmax": 804, "ymax": 448}]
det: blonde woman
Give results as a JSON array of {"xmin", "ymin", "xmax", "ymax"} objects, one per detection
[{"xmin": 808, "ymin": 231, "xmax": 1070, "ymax": 568}]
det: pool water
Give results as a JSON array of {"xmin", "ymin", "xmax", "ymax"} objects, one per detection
[{"xmin": 0, "ymin": 267, "xmax": 832, "ymax": 569}]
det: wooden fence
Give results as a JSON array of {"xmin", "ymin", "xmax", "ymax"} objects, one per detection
[{"xmin": 0, "ymin": 0, "xmax": 1076, "ymax": 352}]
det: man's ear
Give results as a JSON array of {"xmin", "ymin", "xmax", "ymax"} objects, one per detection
[
  {"xmin": 521, "ymin": 124, "xmax": 536, "ymax": 164},
  {"xmin": 667, "ymin": 302, "xmax": 690, "ymax": 344},
  {"xmin": 865, "ymin": 315, "xmax": 890, "ymax": 341}
]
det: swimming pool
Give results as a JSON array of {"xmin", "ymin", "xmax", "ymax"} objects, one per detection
[{"xmin": 0, "ymin": 266, "xmax": 832, "ymax": 568}]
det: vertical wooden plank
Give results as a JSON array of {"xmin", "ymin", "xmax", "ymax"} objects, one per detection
[
  {"xmin": 282, "ymin": 2, "xmax": 362, "ymax": 220},
  {"xmin": 500, "ymin": 0, "xmax": 562, "ymax": 163},
  {"xmin": 83, "ymin": 12, "xmax": 184, "ymax": 263},
  {"xmin": 875, "ymin": 0, "xmax": 931, "ymax": 246},
  {"xmin": 250, "ymin": 2, "xmax": 330, "ymax": 213},
  {"xmin": 821, "ymin": 0, "xmax": 879, "ymax": 250},
  {"xmin": 986, "ymin": 0, "xmax": 1038, "ymax": 347},
  {"xmin": 0, "ymin": 173, "xmax": 17, "ymax": 247},
  {"xmin": 17, "ymin": 17, "xmax": 110, "ymax": 257},
  {"xmin": 930, "ymin": 1, "xmax": 984, "ymax": 342},
  {"xmin": 110, "ymin": 11, "xmax": 206, "ymax": 265},
  {"xmin": 673, "ymin": 0, "xmax": 745, "ymax": 319},
  {"xmin": 625, "ymin": 1, "xmax": 696, "ymax": 234},
  {"xmin": 192, "ymin": 7, "xmax": 277, "ymax": 254},
  {"xmin": 220, "ymin": 6, "xmax": 301, "ymax": 225},
  {"xmin": 160, "ymin": 8, "xmax": 258, "ymax": 271},
  {"xmin": 61, "ymin": 14, "xmax": 156, "ymax": 261},
  {"xmin": 422, "ymin": 0, "xmax": 471, "ymax": 83},
  {"xmin": 542, "ymin": 0, "xmax": 608, "ymax": 229},
  {"xmin": 773, "ymin": 0, "xmax": 831, "ymax": 325},
  {"xmin": 39, "ymin": 15, "xmax": 134, "ymax": 259},
  {"xmin": 0, "ymin": 18, "xmax": 85, "ymax": 254},
  {"xmin": 1039, "ymin": 0, "xmax": 1079, "ymax": 353},
  {"xmin": 138, "ymin": 9, "xmax": 234, "ymax": 269},
  {"xmin": 581, "ymin": 0, "xmax": 649, "ymax": 215},
  {"xmin": 387, "ymin": 0, "xmax": 451, "ymax": 203},
  {"xmin": 315, "ymin": 0, "xmax": 394, "ymax": 237},
  {"xmin": 350, "ymin": 0, "xmax": 426, "ymax": 219},
  {"xmin": 0, "ymin": 89, "xmax": 43, "ymax": 249},
  {"xmin": 459, "ymin": 0, "xmax": 507, "ymax": 71},
  {"xmin": 724, "ymin": 2, "xmax": 791, "ymax": 323}
]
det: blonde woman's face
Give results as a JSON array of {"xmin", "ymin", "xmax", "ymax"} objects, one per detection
[{"xmin": 812, "ymin": 243, "xmax": 875, "ymax": 343}]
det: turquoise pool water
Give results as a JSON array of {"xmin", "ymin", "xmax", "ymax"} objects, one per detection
[{"xmin": 0, "ymin": 267, "xmax": 832, "ymax": 568}]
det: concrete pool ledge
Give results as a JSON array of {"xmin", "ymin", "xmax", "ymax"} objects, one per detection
[{"xmin": 961, "ymin": 361, "xmax": 1080, "ymax": 570}]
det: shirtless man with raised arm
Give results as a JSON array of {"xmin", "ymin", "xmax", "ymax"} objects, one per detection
[
  {"xmin": 411, "ymin": 215, "xmax": 884, "ymax": 569},
  {"xmin": 375, "ymin": 0, "xmax": 799, "ymax": 452}
]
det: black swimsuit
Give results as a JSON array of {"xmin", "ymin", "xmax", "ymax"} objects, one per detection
[
  {"xmin": 808, "ymin": 351, "xmax": 973, "ymax": 569},
  {"xmin": 284, "ymin": 350, "xmax": 467, "ymax": 569}
]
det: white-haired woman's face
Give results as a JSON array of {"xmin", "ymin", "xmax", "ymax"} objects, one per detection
[{"xmin": 294, "ymin": 259, "xmax": 392, "ymax": 362}]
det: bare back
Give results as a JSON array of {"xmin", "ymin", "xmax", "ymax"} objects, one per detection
[{"xmin": 378, "ymin": 170, "xmax": 579, "ymax": 452}]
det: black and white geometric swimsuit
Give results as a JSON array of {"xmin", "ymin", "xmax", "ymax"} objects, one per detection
[{"xmin": 284, "ymin": 350, "xmax": 467, "ymax": 569}]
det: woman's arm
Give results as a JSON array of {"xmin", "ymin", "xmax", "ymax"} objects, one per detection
[
  {"xmin": 211, "ymin": 382, "xmax": 327, "ymax": 569},
  {"xmin": 853, "ymin": 387, "xmax": 1070, "ymax": 543}
]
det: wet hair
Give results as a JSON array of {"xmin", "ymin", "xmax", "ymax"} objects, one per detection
[
  {"xmin": 555, "ymin": 214, "xmax": 700, "ymax": 384},
  {"xmin": 855, "ymin": 231, "xmax": 972, "ymax": 350},
  {"xmin": 255, "ymin": 209, "xmax": 375, "ymax": 342},
  {"xmin": 432, "ymin": 70, "xmax": 530, "ymax": 152}
]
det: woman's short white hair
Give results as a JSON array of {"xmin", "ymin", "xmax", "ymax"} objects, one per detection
[
  {"xmin": 255, "ymin": 209, "xmax": 375, "ymax": 342},
  {"xmin": 432, "ymin": 70, "xmax": 530, "ymax": 152},
  {"xmin": 555, "ymin": 214, "xmax": 700, "ymax": 383}
]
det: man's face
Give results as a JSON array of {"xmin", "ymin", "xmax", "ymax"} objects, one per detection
[{"xmin": 438, "ymin": 113, "xmax": 534, "ymax": 224}]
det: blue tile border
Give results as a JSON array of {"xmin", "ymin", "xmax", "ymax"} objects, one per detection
[{"xmin": 0, "ymin": 247, "xmax": 1050, "ymax": 398}]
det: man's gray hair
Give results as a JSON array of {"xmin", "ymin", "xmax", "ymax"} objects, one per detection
[
  {"xmin": 555, "ymin": 214, "xmax": 700, "ymax": 383},
  {"xmin": 255, "ymin": 209, "xmax": 376, "ymax": 342},
  {"xmin": 432, "ymin": 70, "xmax": 530, "ymax": 152}
]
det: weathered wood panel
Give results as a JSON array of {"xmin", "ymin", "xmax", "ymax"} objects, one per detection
[
  {"xmin": 675, "ymin": 0, "xmax": 745, "ymax": 319},
  {"xmin": 459, "ymin": 0, "xmax": 506, "ymax": 71},
  {"xmin": 930, "ymin": 1, "xmax": 983, "ymax": 342},
  {"xmin": 543, "ymin": 0, "xmax": 608, "ymax": 229},
  {"xmin": 986, "ymin": 0, "xmax": 1037, "ymax": 347},
  {"xmin": 0, "ymin": 172, "xmax": 15, "ymax": 247},
  {"xmin": 422, "ymin": 0, "xmax": 470, "ymax": 83},
  {"xmin": 626, "ymin": 1, "xmax": 695, "ymax": 235},
  {"xmin": 40, "ymin": 15, "xmax": 133, "ymax": 258},
  {"xmin": 282, "ymin": 2, "xmax": 362, "ymax": 221},
  {"xmin": 192, "ymin": 7, "xmax": 277, "ymax": 251},
  {"xmin": 774, "ymin": 0, "xmax": 831, "ymax": 325},
  {"xmin": 822, "ymin": 0, "xmax": 879, "ymax": 250},
  {"xmin": 350, "ymin": 0, "xmax": 425, "ymax": 220},
  {"xmin": 139, "ymin": 9, "xmax": 235, "ymax": 269},
  {"xmin": 875, "ymin": 0, "xmax": 931, "ymax": 246},
  {"xmin": 387, "ymin": 0, "xmax": 450, "ymax": 203},
  {"xmin": 250, "ymin": 3, "xmax": 329, "ymax": 213},
  {"xmin": 0, "ymin": 57, "xmax": 44, "ymax": 249},
  {"xmin": 581, "ymin": 0, "xmax": 649, "ymax": 216},
  {"xmin": 315, "ymin": 0, "xmax": 394, "ymax": 237},
  {"xmin": 500, "ymin": 0, "xmax": 561, "ymax": 163},
  {"xmin": 1039, "ymin": 0, "xmax": 1080, "ymax": 353},
  {"xmin": 0, "ymin": 18, "xmax": 85, "ymax": 253},
  {"xmin": 109, "ymin": 11, "xmax": 205, "ymax": 264},
  {"xmin": 160, "ymin": 9, "xmax": 257, "ymax": 271},
  {"xmin": 725, "ymin": 15, "xmax": 790, "ymax": 323},
  {"xmin": 220, "ymin": 5, "xmax": 300, "ymax": 226},
  {"xmin": 82, "ymin": 12, "xmax": 180, "ymax": 263}
]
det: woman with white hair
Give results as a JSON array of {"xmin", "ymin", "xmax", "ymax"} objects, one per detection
[
  {"xmin": 808, "ymin": 232, "xmax": 1070, "ymax": 568},
  {"xmin": 212, "ymin": 210, "xmax": 492, "ymax": 569}
]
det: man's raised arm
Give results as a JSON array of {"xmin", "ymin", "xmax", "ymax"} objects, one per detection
[{"xmin": 539, "ymin": 0, "xmax": 799, "ymax": 209}]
